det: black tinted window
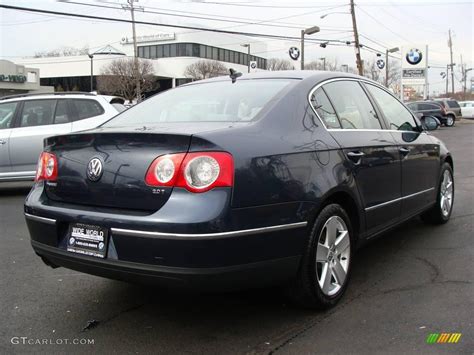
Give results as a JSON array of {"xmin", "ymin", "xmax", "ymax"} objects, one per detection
[
  {"xmin": 323, "ymin": 81, "xmax": 381, "ymax": 129},
  {"xmin": 310, "ymin": 88, "xmax": 340, "ymax": 128},
  {"xmin": 366, "ymin": 84, "xmax": 417, "ymax": 131},
  {"xmin": 72, "ymin": 99, "xmax": 104, "ymax": 121},
  {"xmin": 407, "ymin": 103, "xmax": 418, "ymax": 110},
  {"xmin": 447, "ymin": 100, "xmax": 460, "ymax": 108},
  {"xmin": 20, "ymin": 100, "xmax": 56, "ymax": 127},
  {"xmin": 0, "ymin": 102, "xmax": 18, "ymax": 129}
]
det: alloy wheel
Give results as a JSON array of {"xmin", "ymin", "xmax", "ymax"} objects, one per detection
[
  {"xmin": 316, "ymin": 216, "xmax": 351, "ymax": 296},
  {"xmin": 447, "ymin": 116, "xmax": 454, "ymax": 126},
  {"xmin": 440, "ymin": 170, "xmax": 453, "ymax": 217}
]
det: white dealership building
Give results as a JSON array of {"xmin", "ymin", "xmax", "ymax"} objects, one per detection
[{"xmin": 15, "ymin": 31, "xmax": 268, "ymax": 95}]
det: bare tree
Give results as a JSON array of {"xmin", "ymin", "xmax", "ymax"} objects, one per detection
[
  {"xmin": 304, "ymin": 58, "xmax": 339, "ymax": 71},
  {"xmin": 184, "ymin": 60, "xmax": 228, "ymax": 80},
  {"xmin": 266, "ymin": 58, "xmax": 295, "ymax": 71},
  {"xmin": 97, "ymin": 58, "xmax": 157, "ymax": 103},
  {"xmin": 34, "ymin": 45, "xmax": 90, "ymax": 58}
]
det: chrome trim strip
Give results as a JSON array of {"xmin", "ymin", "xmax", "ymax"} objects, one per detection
[
  {"xmin": 365, "ymin": 187, "xmax": 435, "ymax": 212},
  {"xmin": 24, "ymin": 213, "xmax": 56, "ymax": 225},
  {"xmin": 111, "ymin": 221, "xmax": 308, "ymax": 240},
  {"xmin": 0, "ymin": 171, "xmax": 36, "ymax": 181}
]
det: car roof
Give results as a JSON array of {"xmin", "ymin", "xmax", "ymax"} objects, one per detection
[
  {"xmin": 184, "ymin": 70, "xmax": 370, "ymax": 86},
  {"xmin": 0, "ymin": 92, "xmax": 100, "ymax": 103}
]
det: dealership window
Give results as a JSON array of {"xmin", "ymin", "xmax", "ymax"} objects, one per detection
[
  {"xmin": 143, "ymin": 46, "xmax": 150, "ymax": 58},
  {"xmin": 176, "ymin": 78, "xmax": 193, "ymax": 86},
  {"xmin": 170, "ymin": 44, "xmax": 177, "ymax": 57},
  {"xmin": 137, "ymin": 43, "xmax": 267, "ymax": 68},
  {"xmin": 162, "ymin": 44, "xmax": 170, "ymax": 57},
  {"xmin": 150, "ymin": 46, "xmax": 157, "ymax": 59}
]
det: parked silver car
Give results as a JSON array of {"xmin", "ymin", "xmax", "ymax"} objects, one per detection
[{"xmin": 0, "ymin": 92, "xmax": 123, "ymax": 182}]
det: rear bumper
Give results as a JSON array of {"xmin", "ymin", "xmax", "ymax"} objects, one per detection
[
  {"xmin": 25, "ymin": 183, "xmax": 310, "ymax": 289},
  {"xmin": 31, "ymin": 240, "xmax": 300, "ymax": 290}
]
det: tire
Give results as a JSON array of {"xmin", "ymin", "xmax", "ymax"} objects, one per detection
[
  {"xmin": 421, "ymin": 163, "xmax": 454, "ymax": 224},
  {"xmin": 287, "ymin": 204, "xmax": 354, "ymax": 309},
  {"xmin": 445, "ymin": 115, "xmax": 455, "ymax": 127}
]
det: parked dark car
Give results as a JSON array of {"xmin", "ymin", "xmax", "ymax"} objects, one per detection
[
  {"xmin": 25, "ymin": 71, "xmax": 454, "ymax": 309},
  {"xmin": 406, "ymin": 100, "xmax": 452, "ymax": 127},
  {"xmin": 434, "ymin": 98, "xmax": 462, "ymax": 125}
]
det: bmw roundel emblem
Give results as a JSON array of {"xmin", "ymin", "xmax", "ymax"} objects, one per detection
[
  {"xmin": 289, "ymin": 47, "xmax": 300, "ymax": 61},
  {"xmin": 406, "ymin": 48, "xmax": 422, "ymax": 65},
  {"xmin": 86, "ymin": 157, "xmax": 104, "ymax": 182}
]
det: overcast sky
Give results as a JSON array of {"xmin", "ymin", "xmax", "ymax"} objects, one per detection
[{"xmin": 0, "ymin": 0, "xmax": 472, "ymax": 94}]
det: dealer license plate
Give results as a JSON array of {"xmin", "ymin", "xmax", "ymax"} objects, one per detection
[{"xmin": 66, "ymin": 223, "xmax": 109, "ymax": 258}]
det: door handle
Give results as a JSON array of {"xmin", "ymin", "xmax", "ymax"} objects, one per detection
[
  {"xmin": 399, "ymin": 147, "xmax": 410, "ymax": 156},
  {"xmin": 347, "ymin": 151, "xmax": 365, "ymax": 164}
]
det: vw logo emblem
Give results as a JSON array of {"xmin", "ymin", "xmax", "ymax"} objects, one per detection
[
  {"xmin": 406, "ymin": 48, "xmax": 422, "ymax": 65},
  {"xmin": 289, "ymin": 47, "xmax": 300, "ymax": 61},
  {"xmin": 86, "ymin": 157, "xmax": 103, "ymax": 182}
]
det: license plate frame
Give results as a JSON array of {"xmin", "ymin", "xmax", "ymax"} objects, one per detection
[{"xmin": 66, "ymin": 223, "xmax": 109, "ymax": 259}]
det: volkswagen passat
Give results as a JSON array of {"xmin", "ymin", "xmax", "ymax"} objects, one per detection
[{"xmin": 25, "ymin": 71, "xmax": 454, "ymax": 309}]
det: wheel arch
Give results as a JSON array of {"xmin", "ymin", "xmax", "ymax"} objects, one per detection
[
  {"xmin": 316, "ymin": 189, "xmax": 363, "ymax": 243},
  {"xmin": 444, "ymin": 154, "xmax": 454, "ymax": 171}
]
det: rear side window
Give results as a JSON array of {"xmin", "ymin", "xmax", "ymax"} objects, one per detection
[
  {"xmin": 20, "ymin": 100, "xmax": 56, "ymax": 127},
  {"xmin": 0, "ymin": 102, "xmax": 18, "ymax": 129},
  {"xmin": 406, "ymin": 103, "xmax": 418, "ymax": 111},
  {"xmin": 447, "ymin": 100, "xmax": 460, "ymax": 108},
  {"xmin": 71, "ymin": 99, "xmax": 105, "ymax": 121},
  {"xmin": 323, "ymin": 81, "xmax": 381, "ymax": 129},
  {"xmin": 310, "ymin": 88, "xmax": 340, "ymax": 128},
  {"xmin": 419, "ymin": 103, "xmax": 440, "ymax": 111},
  {"xmin": 365, "ymin": 84, "xmax": 417, "ymax": 131}
]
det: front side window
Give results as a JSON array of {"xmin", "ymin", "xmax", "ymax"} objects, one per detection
[
  {"xmin": 323, "ymin": 81, "xmax": 381, "ymax": 129},
  {"xmin": 71, "ymin": 99, "xmax": 104, "ymax": 121},
  {"xmin": 0, "ymin": 102, "xmax": 18, "ymax": 129},
  {"xmin": 365, "ymin": 84, "xmax": 417, "ymax": 131},
  {"xmin": 310, "ymin": 88, "xmax": 340, "ymax": 129},
  {"xmin": 20, "ymin": 100, "xmax": 56, "ymax": 127},
  {"xmin": 104, "ymin": 79, "xmax": 294, "ymax": 126}
]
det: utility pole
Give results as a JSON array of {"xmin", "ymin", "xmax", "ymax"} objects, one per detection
[
  {"xmin": 88, "ymin": 54, "xmax": 94, "ymax": 92},
  {"xmin": 448, "ymin": 29, "xmax": 455, "ymax": 96},
  {"xmin": 445, "ymin": 64, "xmax": 449, "ymax": 96},
  {"xmin": 122, "ymin": 0, "xmax": 143, "ymax": 103},
  {"xmin": 320, "ymin": 57, "xmax": 326, "ymax": 70},
  {"xmin": 350, "ymin": 0, "xmax": 363, "ymax": 75},
  {"xmin": 300, "ymin": 26, "xmax": 320, "ymax": 70},
  {"xmin": 385, "ymin": 47, "xmax": 399, "ymax": 88}
]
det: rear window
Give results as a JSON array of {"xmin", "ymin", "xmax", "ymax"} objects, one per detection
[
  {"xmin": 104, "ymin": 79, "xmax": 293, "ymax": 127},
  {"xmin": 447, "ymin": 100, "xmax": 460, "ymax": 108},
  {"xmin": 71, "ymin": 99, "xmax": 105, "ymax": 121}
]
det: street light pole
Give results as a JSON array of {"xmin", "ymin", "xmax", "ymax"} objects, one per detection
[
  {"xmin": 300, "ymin": 25, "xmax": 320, "ymax": 70},
  {"xmin": 88, "ymin": 54, "xmax": 94, "ymax": 92},
  {"xmin": 385, "ymin": 47, "xmax": 399, "ymax": 88}
]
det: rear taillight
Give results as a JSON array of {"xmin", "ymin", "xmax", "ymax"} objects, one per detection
[
  {"xmin": 145, "ymin": 152, "xmax": 233, "ymax": 193},
  {"xmin": 35, "ymin": 152, "xmax": 58, "ymax": 181}
]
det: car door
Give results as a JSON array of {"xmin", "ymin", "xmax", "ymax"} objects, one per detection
[
  {"xmin": 319, "ymin": 80, "xmax": 402, "ymax": 236},
  {"xmin": 364, "ymin": 84, "xmax": 439, "ymax": 220},
  {"xmin": 0, "ymin": 101, "xmax": 20, "ymax": 175},
  {"xmin": 9, "ymin": 99, "xmax": 73, "ymax": 177}
]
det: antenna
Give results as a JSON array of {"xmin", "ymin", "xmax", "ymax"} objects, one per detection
[{"xmin": 229, "ymin": 68, "xmax": 242, "ymax": 83}]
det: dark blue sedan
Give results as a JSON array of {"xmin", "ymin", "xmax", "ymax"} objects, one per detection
[{"xmin": 25, "ymin": 71, "xmax": 454, "ymax": 309}]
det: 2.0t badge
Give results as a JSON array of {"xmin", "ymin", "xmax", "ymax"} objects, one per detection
[{"xmin": 86, "ymin": 157, "xmax": 103, "ymax": 182}]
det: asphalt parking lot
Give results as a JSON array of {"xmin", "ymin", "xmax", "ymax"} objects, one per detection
[{"xmin": 1, "ymin": 121, "xmax": 473, "ymax": 354}]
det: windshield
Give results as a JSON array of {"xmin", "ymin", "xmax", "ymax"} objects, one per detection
[{"xmin": 104, "ymin": 79, "xmax": 294, "ymax": 127}]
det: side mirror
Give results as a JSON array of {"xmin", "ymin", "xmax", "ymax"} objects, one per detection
[{"xmin": 421, "ymin": 115, "xmax": 439, "ymax": 131}]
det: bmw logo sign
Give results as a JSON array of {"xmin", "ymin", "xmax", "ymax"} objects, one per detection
[
  {"xmin": 69, "ymin": 237, "xmax": 75, "ymax": 245},
  {"xmin": 289, "ymin": 47, "xmax": 300, "ymax": 61},
  {"xmin": 406, "ymin": 48, "xmax": 423, "ymax": 65},
  {"xmin": 376, "ymin": 59, "xmax": 385, "ymax": 70}
]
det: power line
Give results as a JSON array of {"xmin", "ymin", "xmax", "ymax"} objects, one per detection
[{"xmin": 0, "ymin": 4, "xmax": 351, "ymax": 45}]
